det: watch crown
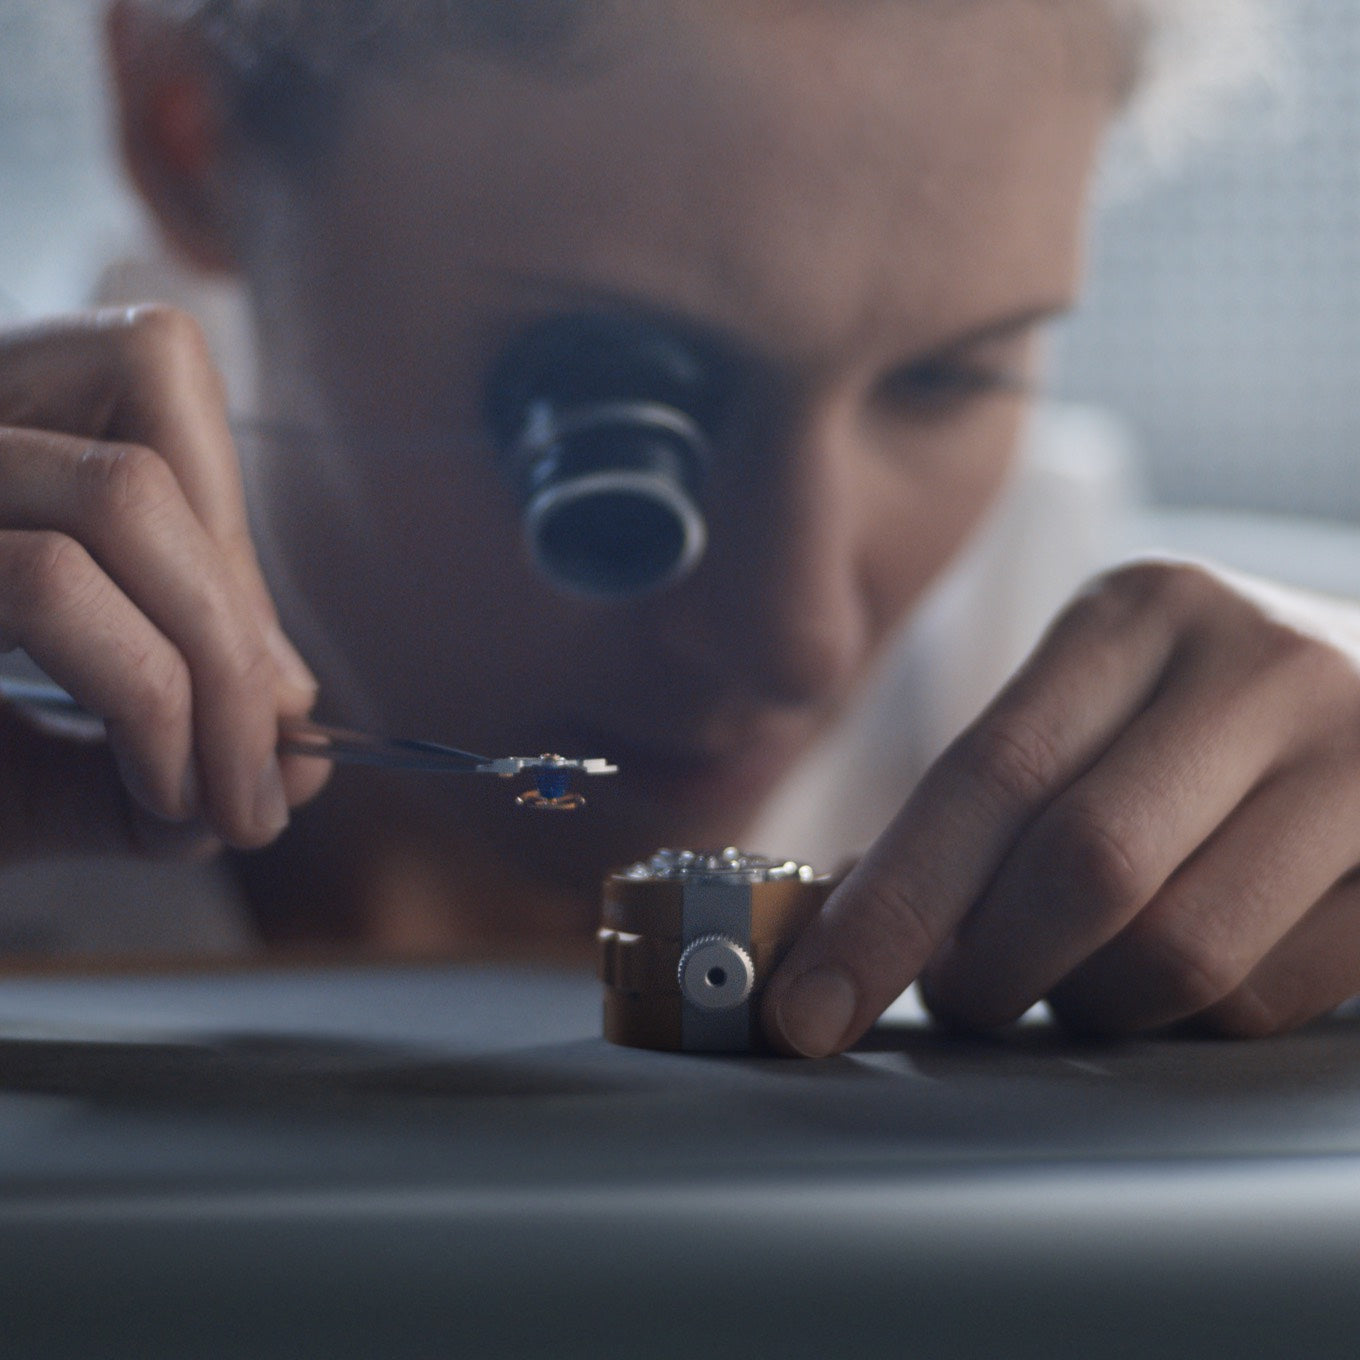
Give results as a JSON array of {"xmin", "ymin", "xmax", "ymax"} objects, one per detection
[{"xmin": 677, "ymin": 935, "xmax": 755, "ymax": 1010}]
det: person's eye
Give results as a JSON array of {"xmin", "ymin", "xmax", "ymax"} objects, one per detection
[{"xmin": 876, "ymin": 359, "xmax": 1029, "ymax": 420}]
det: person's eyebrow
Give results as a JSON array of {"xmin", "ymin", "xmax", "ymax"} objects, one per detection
[
  {"xmin": 911, "ymin": 302, "xmax": 1075, "ymax": 359},
  {"xmin": 489, "ymin": 266, "xmax": 1072, "ymax": 366}
]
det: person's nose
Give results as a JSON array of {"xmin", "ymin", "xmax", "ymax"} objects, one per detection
[{"xmin": 656, "ymin": 401, "xmax": 872, "ymax": 709}]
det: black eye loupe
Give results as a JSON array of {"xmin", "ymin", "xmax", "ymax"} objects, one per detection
[{"xmin": 484, "ymin": 314, "xmax": 717, "ymax": 601}]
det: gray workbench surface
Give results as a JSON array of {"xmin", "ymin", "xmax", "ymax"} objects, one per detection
[{"xmin": 1, "ymin": 963, "xmax": 1358, "ymax": 1358}]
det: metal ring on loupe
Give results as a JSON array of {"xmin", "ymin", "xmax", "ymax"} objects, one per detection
[
  {"xmin": 485, "ymin": 309, "xmax": 720, "ymax": 602},
  {"xmin": 509, "ymin": 400, "xmax": 711, "ymax": 600},
  {"xmin": 524, "ymin": 469, "xmax": 708, "ymax": 599},
  {"xmin": 514, "ymin": 400, "xmax": 710, "ymax": 463}
]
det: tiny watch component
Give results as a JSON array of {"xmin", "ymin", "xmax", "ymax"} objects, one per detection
[
  {"xmin": 597, "ymin": 848, "xmax": 832, "ymax": 1053},
  {"xmin": 509, "ymin": 755, "xmax": 607, "ymax": 810}
]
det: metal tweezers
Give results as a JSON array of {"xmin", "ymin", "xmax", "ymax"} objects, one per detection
[{"xmin": 0, "ymin": 676, "xmax": 617, "ymax": 780}]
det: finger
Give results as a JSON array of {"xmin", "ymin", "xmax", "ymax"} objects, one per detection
[
  {"xmin": 918, "ymin": 629, "xmax": 1307, "ymax": 1031},
  {"xmin": 1045, "ymin": 761, "xmax": 1360, "ymax": 1036},
  {"xmin": 0, "ymin": 705, "xmax": 217, "ymax": 864},
  {"xmin": 0, "ymin": 428, "xmax": 292, "ymax": 846},
  {"xmin": 0, "ymin": 308, "xmax": 242, "ymax": 534},
  {"xmin": 1193, "ymin": 877, "xmax": 1360, "ymax": 1038},
  {"xmin": 0, "ymin": 527, "xmax": 198, "ymax": 825},
  {"xmin": 760, "ymin": 568, "xmax": 1182, "ymax": 1057},
  {"xmin": 0, "ymin": 307, "xmax": 316, "ymax": 697}
]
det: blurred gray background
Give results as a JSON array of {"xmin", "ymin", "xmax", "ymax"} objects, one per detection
[
  {"xmin": 1053, "ymin": 0, "xmax": 1360, "ymax": 520},
  {"xmin": 0, "ymin": 0, "xmax": 1356, "ymax": 518},
  {"xmin": 0, "ymin": 1, "xmax": 138, "ymax": 319}
]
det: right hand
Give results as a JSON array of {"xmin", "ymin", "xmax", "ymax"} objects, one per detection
[{"xmin": 0, "ymin": 305, "xmax": 330, "ymax": 864}]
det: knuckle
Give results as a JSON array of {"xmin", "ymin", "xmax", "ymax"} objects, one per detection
[
  {"xmin": 118, "ymin": 645, "xmax": 192, "ymax": 735},
  {"xmin": 1234, "ymin": 598, "xmax": 1320, "ymax": 663},
  {"xmin": 162, "ymin": 561, "xmax": 272, "ymax": 696},
  {"xmin": 109, "ymin": 305, "xmax": 228, "ymax": 416},
  {"xmin": 227, "ymin": 624, "xmax": 276, "ymax": 692},
  {"xmin": 117, "ymin": 303, "xmax": 212, "ymax": 371},
  {"xmin": 1219, "ymin": 611, "xmax": 1360, "ymax": 749},
  {"xmin": 845, "ymin": 875, "xmax": 940, "ymax": 972},
  {"xmin": 1129, "ymin": 908, "xmax": 1249, "ymax": 1016},
  {"xmin": 206, "ymin": 617, "xmax": 277, "ymax": 709},
  {"xmin": 1033, "ymin": 798, "xmax": 1149, "ymax": 913},
  {"xmin": 1266, "ymin": 625, "xmax": 1360, "ymax": 704},
  {"xmin": 75, "ymin": 441, "xmax": 179, "ymax": 526},
  {"xmin": 6, "ymin": 531, "xmax": 96, "ymax": 614},
  {"xmin": 1057, "ymin": 571, "xmax": 1143, "ymax": 637},
  {"xmin": 1099, "ymin": 557, "xmax": 1222, "ymax": 621},
  {"xmin": 962, "ymin": 711, "xmax": 1065, "ymax": 812},
  {"xmin": 221, "ymin": 522, "xmax": 262, "ymax": 573}
]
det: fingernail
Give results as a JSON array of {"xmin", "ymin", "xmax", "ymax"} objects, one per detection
[
  {"xmin": 773, "ymin": 966, "xmax": 858, "ymax": 1059},
  {"xmin": 266, "ymin": 624, "xmax": 318, "ymax": 697},
  {"xmin": 112, "ymin": 748, "xmax": 160, "ymax": 820},
  {"xmin": 254, "ymin": 758, "xmax": 291, "ymax": 836},
  {"xmin": 178, "ymin": 759, "xmax": 201, "ymax": 822}
]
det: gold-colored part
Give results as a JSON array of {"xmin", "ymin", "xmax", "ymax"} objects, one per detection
[
  {"xmin": 603, "ymin": 988, "xmax": 684, "ymax": 1050},
  {"xmin": 601, "ymin": 873, "xmax": 823, "ymax": 939},
  {"xmin": 598, "ymin": 858, "xmax": 832, "ymax": 1052},
  {"xmin": 516, "ymin": 789, "xmax": 587, "ymax": 811}
]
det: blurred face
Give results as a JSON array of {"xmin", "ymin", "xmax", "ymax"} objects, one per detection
[{"xmin": 232, "ymin": 0, "xmax": 1116, "ymax": 886}]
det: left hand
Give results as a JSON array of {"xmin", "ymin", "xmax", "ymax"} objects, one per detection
[{"xmin": 762, "ymin": 558, "xmax": 1360, "ymax": 1055}]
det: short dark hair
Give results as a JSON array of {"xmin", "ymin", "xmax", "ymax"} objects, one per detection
[
  {"xmin": 160, "ymin": 0, "xmax": 599, "ymax": 162},
  {"xmin": 166, "ymin": 0, "xmax": 594, "ymax": 73},
  {"xmin": 151, "ymin": 1, "xmax": 1272, "ymax": 173}
]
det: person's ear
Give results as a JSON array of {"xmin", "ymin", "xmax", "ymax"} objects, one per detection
[{"xmin": 105, "ymin": 0, "xmax": 240, "ymax": 275}]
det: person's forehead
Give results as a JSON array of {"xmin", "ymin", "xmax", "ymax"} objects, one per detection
[{"xmin": 306, "ymin": 0, "xmax": 1115, "ymax": 360}]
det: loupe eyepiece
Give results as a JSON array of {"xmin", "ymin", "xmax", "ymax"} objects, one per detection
[{"xmin": 485, "ymin": 315, "xmax": 716, "ymax": 600}]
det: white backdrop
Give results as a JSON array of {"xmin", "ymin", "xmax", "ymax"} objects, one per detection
[{"xmin": 1055, "ymin": 0, "xmax": 1360, "ymax": 518}]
